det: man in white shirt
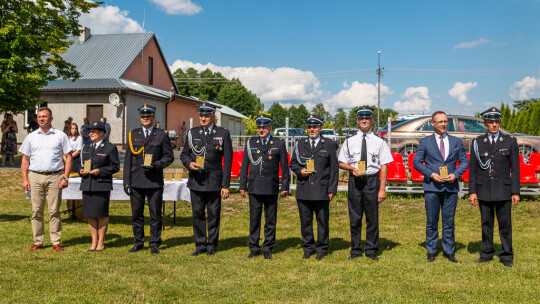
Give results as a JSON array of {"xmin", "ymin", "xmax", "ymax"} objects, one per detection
[
  {"xmin": 338, "ymin": 106, "xmax": 393, "ymax": 261},
  {"xmin": 19, "ymin": 107, "xmax": 73, "ymax": 252}
]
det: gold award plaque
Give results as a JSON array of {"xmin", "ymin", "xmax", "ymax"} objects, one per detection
[
  {"xmin": 164, "ymin": 171, "xmax": 173, "ymax": 181},
  {"xmin": 196, "ymin": 156, "xmax": 205, "ymax": 168},
  {"xmin": 357, "ymin": 161, "xmax": 366, "ymax": 174},
  {"xmin": 83, "ymin": 160, "xmax": 92, "ymax": 172},
  {"xmin": 306, "ymin": 159, "xmax": 315, "ymax": 172},
  {"xmin": 173, "ymin": 171, "xmax": 181, "ymax": 181},
  {"xmin": 439, "ymin": 166, "xmax": 448, "ymax": 179},
  {"xmin": 144, "ymin": 154, "xmax": 153, "ymax": 166}
]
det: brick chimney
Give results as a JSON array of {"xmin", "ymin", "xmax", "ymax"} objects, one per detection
[{"xmin": 79, "ymin": 26, "xmax": 91, "ymax": 42}]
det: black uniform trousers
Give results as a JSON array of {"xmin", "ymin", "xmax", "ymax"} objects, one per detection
[
  {"xmin": 130, "ymin": 187, "xmax": 163, "ymax": 248},
  {"xmin": 348, "ymin": 175, "xmax": 380, "ymax": 256},
  {"xmin": 249, "ymin": 194, "xmax": 278, "ymax": 253},
  {"xmin": 190, "ymin": 190, "xmax": 221, "ymax": 252},
  {"xmin": 479, "ymin": 200, "xmax": 513, "ymax": 262},
  {"xmin": 297, "ymin": 199, "xmax": 329, "ymax": 254}
]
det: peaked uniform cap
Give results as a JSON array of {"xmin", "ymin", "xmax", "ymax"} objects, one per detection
[
  {"xmin": 481, "ymin": 107, "xmax": 502, "ymax": 121},
  {"xmin": 256, "ymin": 114, "xmax": 273, "ymax": 126},
  {"xmin": 306, "ymin": 114, "xmax": 324, "ymax": 126},
  {"xmin": 356, "ymin": 106, "xmax": 374, "ymax": 118},
  {"xmin": 198, "ymin": 102, "xmax": 216, "ymax": 114},
  {"xmin": 89, "ymin": 121, "xmax": 106, "ymax": 131},
  {"xmin": 138, "ymin": 103, "xmax": 156, "ymax": 116}
]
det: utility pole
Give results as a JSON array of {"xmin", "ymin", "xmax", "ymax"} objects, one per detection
[{"xmin": 377, "ymin": 51, "xmax": 384, "ymax": 128}]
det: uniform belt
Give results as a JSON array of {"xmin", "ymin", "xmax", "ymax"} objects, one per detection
[
  {"xmin": 355, "ymin": 172, "xmax": 379, "ymax": 179},
  {"xmin": 30, "ymin": 170, "xmax": 63, "ymax": 175}
]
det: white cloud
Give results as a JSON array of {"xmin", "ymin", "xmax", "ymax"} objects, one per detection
[
  {"xmin": 79, "ymin": 5, "xmax": 144, "ymax": 34},
  {"xmin": 326, "ymin": 81, "xmax": 393, "ymax": 108},
  {"xmin": 509, "ymin": 76, "xmax": 540, "ymax": 100},
  {"xmin": 170, "ymin": 60, "xmax": 323, "ymax": 103},
  {"xmin": 448, "ymin": 81, "xmax": 477, "ymax": 106},
  {"xmin": 393, "ymin": 87, "xmax": 431, "ymax": 114},
  {"xmin": 150, "ymin": 0, "xmax": 203, "ymax": 15},
  {"xmin": 454, "ymin": 38, "xmax": 490, "ymax": 49}
]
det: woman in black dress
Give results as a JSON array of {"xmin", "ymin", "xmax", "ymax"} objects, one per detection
[{"xmin": 79, "ymin": 121, "xmax": 120, "ymax": 251}]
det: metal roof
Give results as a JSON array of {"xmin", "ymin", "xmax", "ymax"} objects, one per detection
[
  {"xmin": 59, "ymin": 33, "xmax": 155, "ymax": 79},
  {"xmin": 207, "ymin": 101, "xmax": 247, "ymax": 119},
  {"xmin": 42, "ymin": 78, "xmax": 126, "ymax": 90}
]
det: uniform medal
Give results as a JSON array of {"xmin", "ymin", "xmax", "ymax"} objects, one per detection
[
  {"xmin": 357, "ymin": 161, "xmax": 366, "ymax": 174},
  {"xmin": 439, "ymin": 166, "xmax": 448, "ymax": 178},
  {"xmin": 83, "ymin": 160, "xmax": 92, "ymax": 172}
]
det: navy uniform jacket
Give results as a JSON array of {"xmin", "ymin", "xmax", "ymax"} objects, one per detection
[
  {"xmin": 123, "ymin": 128, "xmax": 174, "ymax": 188},
  {"xmin": 239, "ymin": 136, "xmax": 289, "ymax": 195},
  {"xmin": 79, "ymin": 142, "xmax": 120, "ymax": 192},
  {"xmin": 290, "ymin": 136, "xmax": 338, "ymax": 200},
  {"xmin": 180, "ymin": 125, "xmax": 233, "ymax": 192},
  {"xmin": 469, "ymin": 132, "xmax": 520, "ymax": 201}
]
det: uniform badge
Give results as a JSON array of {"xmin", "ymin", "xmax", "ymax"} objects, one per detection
[
  {"xmin": 257, "ymin": 150, "xmax": 260, "ymax": 154},
  {"xmin": 321, "ymin": 139, "xmax": 325, "ymax": 143},
  {"xmin": 484, "ymin": 138, "xmax": 487, "ymax": 142},
  {"xmin": 484, "ymin": 152, "xmax": 488, "ymax": 156},
  {"xmin": 372, "ymin": 155, "xmax": 376, "ymax": 162},
  {"xmin": 256, "ymin": 140, "xmax": 260, "ymax": 143},
  {"xmin": 100, "ymin": 144, "xmax": 104, "ymax": 148},
  {"xmin": 305, "ymin": 139, "xmax": 308, "ymax": 143},
  {"xmin": 199, "ymin": 130, "xmax": 203, "ymax": 134},
  {"xmin": 500, "ymin": 137, "xmax": 503, "ymax": 141},
  {"xmin": 270, "ymin": 141, "xmax": 273, "ymax": 144},
  {"xmin": 195, "ymin": 145, "xmax": 198, "ymax": 149}
]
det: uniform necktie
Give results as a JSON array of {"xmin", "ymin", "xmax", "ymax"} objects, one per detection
[
  {"xmin": 311, "ymin": 140, "xmax": 316, "ymax": 150},
  {"xmin": 91, "ymin": 143, "xmax": 96, "ymax": 156},
  {"xmin": 491, "ymin": 136, "xmax": 495, "ymax": 146},
  {"xmin": 361, "ymin": 134, "xmax": 367, "ymax": 162},
  {"xmin": 440, "ymin": 135, "xmax": 445, "ymax": 160},
  {"xmin": 145, "ymin": 129, "xmax": 149, "ymax": 138}
]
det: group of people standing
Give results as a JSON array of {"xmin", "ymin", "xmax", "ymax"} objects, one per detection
[{"xmin": 19, "ymin": 103, "xmax": 518, "ymax": 267}]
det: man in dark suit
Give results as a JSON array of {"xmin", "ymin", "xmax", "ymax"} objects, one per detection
[
  {"xmin": 469, "ymin": 107, "xmax": 519, "ymax": 267},
  {"xmin": 180, "ymin": 103, "xmax": 233, "ymax": 256},
  {"xmin": 239, "ymin": 114, "xmax": 289, "ymax": 259},
  {"xmin": 290, "ymin": 114, "xmax": 338, "ymax": 260},
  {"xmin": 124, "ymin": 104, "xmax": 174, "ymax": 254},
  {"xmin": 413, "ymin": 111, "xmax": 469, "ymax": 263}
]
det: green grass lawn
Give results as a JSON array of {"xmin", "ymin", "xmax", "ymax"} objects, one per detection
[{"xmin": 0, "ymin": 170, "xmax": 539, "ymax": 303}]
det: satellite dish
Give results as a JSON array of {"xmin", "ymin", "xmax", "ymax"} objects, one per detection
[{"xmin": 108, "ymin": 93, "xmax": 120, "ymax": 107}]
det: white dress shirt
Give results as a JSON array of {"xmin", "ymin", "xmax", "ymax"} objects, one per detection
[
  {"xmin": 69, "ymin": 136, "xmax": 83, "ymax": 152},
  {"xmin": 142, "ymin": 126, "xmax": 154, "ymax": 137},
  {"xmin": 338, "ymin": 131, "xmax": 393, "ymax": 175},
  {"xmin": 308, "ymin": 135, "xmax": 321, "ymax": 148},
  {"xmin": 19, "ymin": 127, "xmax": 73, "ymax": 172},
  {"xmin": 488, "ymin": 131, "xmax": 500, "ymax": 144}
]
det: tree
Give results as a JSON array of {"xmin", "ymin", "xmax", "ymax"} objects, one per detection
[
  {"xmin": 268, "ymin": 102, "xmax": 288, "ymax": 128},
  {"xmin": 289, "ymin": 104, "xmax": 309, "ymax": 128},
  {"xmin": 0, "ymin": 0, "xmax": 100, "ymax": 113},
  {"xmin": 527, "ymin": 101, "xmax": 540, "ymax": 135},
  {"xmin": 242, "ymin": 110, "xmax": 271, "ymax": 135},
  {"xmin": 311, "ymin": 103, "xmax": 331, "ymax": 122},
  {"xmin": 173, "ymin": 67, "xmax": 228, "ymax": 101},
  {"xmin": 216, "ymin": 80, "xmax": 262, "ymax": 117},
  {"xmin": 333, "ymin": 108, "xmax": 347, "ymax": 130}
]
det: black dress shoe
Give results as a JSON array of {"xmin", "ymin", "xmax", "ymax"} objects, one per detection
[
  {"xmin": 366, "ymin": 254, "xmax": 379, "ymax": 261},
  {"xmin": 315, "ymin": 253, "xmax": 326, "ymax": 261},
  {"xmin": 427, "ymin": 253, "xmax": 436, "ymax": 262},
  {"xmin": 150, "ymin": 247, "xmax": 160, "ymax": 254},
  {"xmin": 206, "ymin": 249, "xmax": 216, "ymax": 256},
  {"xmin": 191, "ymin": 249, "xmax": 206, "ymax": 256},
  {"xmin": 263, "ymin": 251, "xmax": 272, "ymax": 259},
  {"xmin": 248, "ymin": 251, "xmax": 260, "ymax": 258},
  {"xmin": 443, "ymin": 253, "xmax": 458, "ymax": 263},
  {"xmin": 501, "ymin": 260, "xmax": 513, "ymax": 267},
  {"xmin": 477, "ymin": 257, "xmax": 493, "ymax": 263},
  {"xmin": 348, "ymin": 253, "xmax": 362, "ymax": 260},
  {"xmin": 128, "ymin": 246, "xmax": 143, "ymax": 253},
  {"xmin": 302, "ymin": 252, "xmax": 314, "ymax": 259}
]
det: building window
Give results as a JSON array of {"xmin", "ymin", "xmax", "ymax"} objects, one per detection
[
  {"xmin": 148, "ymin": 56, "xmax": 154, "ymax": 85},
  {"xmin": 25, "ymin": 102, "xmax": 48, "ymax": 127}
]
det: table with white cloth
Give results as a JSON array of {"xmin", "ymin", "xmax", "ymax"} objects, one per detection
[{"xmin": 62, "ymin": 177, "xmax": 191, "ymax": 229}]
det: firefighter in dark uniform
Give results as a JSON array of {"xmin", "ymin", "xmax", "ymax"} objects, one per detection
[
  {"xmin": 180, "ymin": 103, "xmax": 233, "ymax": 256},
  {"xmin": 338, "ymin": 106, "xmax": 393, "ymax": 261},
  {"xmin": 239, "ymin": 114, "xmax": 289, "ymax": 259},
  {"xmin": 290, "ymin": 114, "xmax": 338, "ymax": 261},
  {"xmin": 469, "ymin": 107, "xmax": 520, "ymax": 267},
  {"xmin": 123, "ymin": 104, "xmax": 174, "ymax": 254}
]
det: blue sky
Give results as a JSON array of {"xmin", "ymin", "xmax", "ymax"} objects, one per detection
[{"xmin": 80, "ymin": 0, "xmax": 540, "ymax": 116}]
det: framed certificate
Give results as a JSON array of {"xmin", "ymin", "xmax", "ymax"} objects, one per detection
[
  {"xmin": 196, "ymin": 156, "xmax": 205, "ymax": 168},
  {"xmin": 83, "ymin": 160, "xmax": 92, "ymax": 172},
  {"xmin": 306, "ymin": 159, "xmax": 315, "ymax": 172},
  {"xmin": 144, "ymin": 154, "xmax": 153, "ymax": 166},
  {"xmin": 357, "ymin": 161, "xmax": 366, "ymax": 174},
  {"xmin": 439, "ymin": 166, "xmax": 448, "ymax": 178},
  {"xmin": 164, "ymin": 171, "xmax": 173, "ymax": 181}
]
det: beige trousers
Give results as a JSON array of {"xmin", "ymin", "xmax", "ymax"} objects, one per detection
[{"xmin": 28, "ymin": 171, "xmax": 63, "ymax": 245}]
